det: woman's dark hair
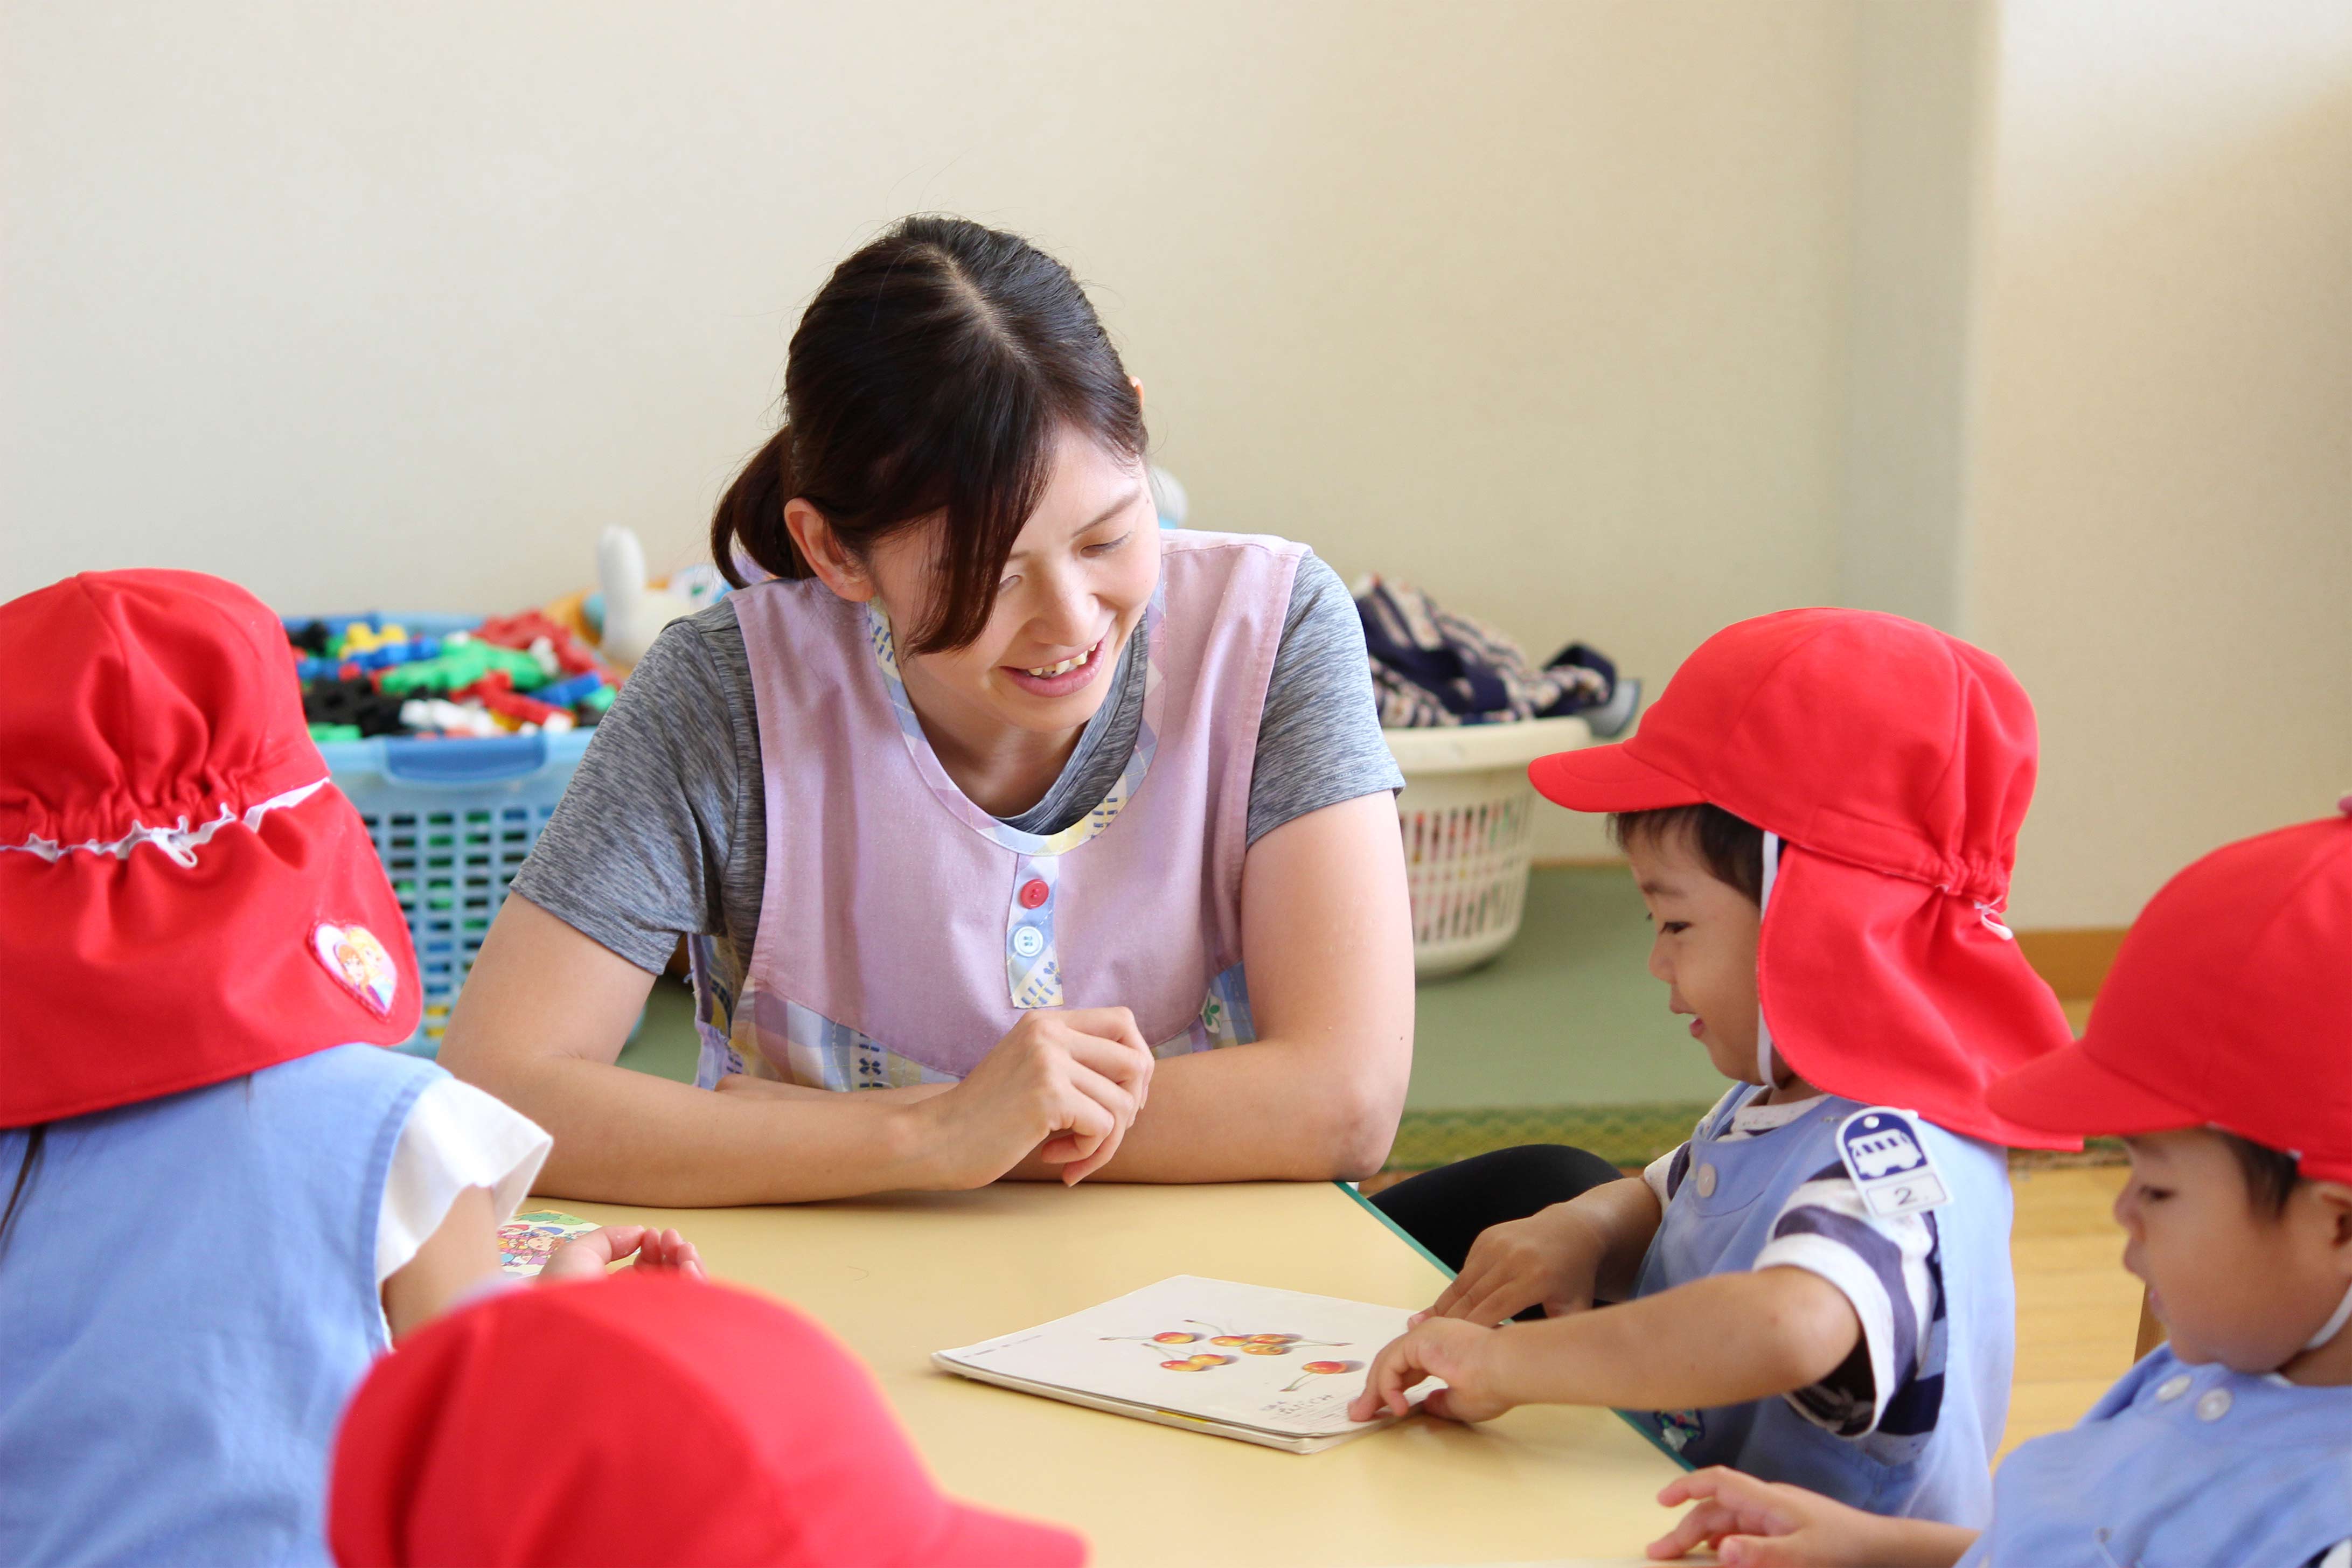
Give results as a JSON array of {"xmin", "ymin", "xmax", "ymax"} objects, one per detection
[
  {"xmin": 712, "ymin": 215, "xmax": 1147, "ymax": 655},
  {"xmin": 2220, "ymin": 1131, "xmax": 2305, "ymax": 1217},
  {"xmin": 1611, "ymin": 804, "xmax": 1768, "ymax": 903}
]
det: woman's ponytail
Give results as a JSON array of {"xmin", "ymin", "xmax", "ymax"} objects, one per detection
[{"xmin": 710, "ymin": 424, "xmax": 805, "ymax": 589}]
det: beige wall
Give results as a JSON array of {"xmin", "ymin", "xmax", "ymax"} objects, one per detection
[
  {"xmin": 1962, "ymin": 0, "xmax": 2352, "ymax": 926},
  {"xmin": 1836, "ymin": 0, "xmax": 1982, "ymax": 634},
  {"xmin": 2, "ymin": 1, "xmax": 1861, "ymax": 863},
  {"xmin": 8, "ymin": 3, "xmax": 2342, "ymax": 917}
]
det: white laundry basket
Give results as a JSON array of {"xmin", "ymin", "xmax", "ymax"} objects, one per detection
[{"xmin": 1384, "ymin": 715, "xmax": 1592, "ymax": 979}]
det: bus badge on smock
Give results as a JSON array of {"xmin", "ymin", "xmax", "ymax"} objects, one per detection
[{"xmin": 1835, "ymin": 1109, "xmax": 1950, "ymax": 1219}]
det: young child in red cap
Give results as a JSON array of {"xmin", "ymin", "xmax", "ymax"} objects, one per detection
[
  {"xmin": 0, "ymin": 571, "xmax": 698, "ymax": 1568},
  {"xmin": 1356, "ymin": 609, "xmax": 2078, "ymax": 1525},
  {"xmin": 1644, "ymin": 807, "xmax": 2352, "ymax": 1567},
  {"xmin": 329, "ymin": 1270, "xmax": 1087, "ymax": 1567}
]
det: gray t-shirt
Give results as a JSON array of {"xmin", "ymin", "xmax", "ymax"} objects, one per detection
[{"xmin": 510, "ymin": 549, "xmax": 1402, "ymax": 975}]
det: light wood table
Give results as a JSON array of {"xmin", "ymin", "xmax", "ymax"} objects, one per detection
[{"xmin": 557, "ymin": 1180, "xmax": 1683, "ymax": 1567}]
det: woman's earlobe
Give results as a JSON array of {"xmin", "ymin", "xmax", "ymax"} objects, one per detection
[{"xmin": 783, "ymin": 498, "xmax": 873, "ymax": 603}]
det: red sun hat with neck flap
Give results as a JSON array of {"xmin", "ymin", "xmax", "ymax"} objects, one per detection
[
  {"xmin": 1528, "ymin": 608, "xmax": 2077, "ymax": 1149},
  {"xmin": 330, "ymin": 1271, "xmax": 1089, "ymax": 1568},
  {"xmin": 1989, "ymin": 807, "xmax": 2352, "ymax": 1183},
  {"xmin": 0, "ymin": 570, "xmax": 419, "ymax": 1127}
]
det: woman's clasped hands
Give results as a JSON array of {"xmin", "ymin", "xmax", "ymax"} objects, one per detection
[
  {"xmin": 931, "ymin": 1007, "xmax": 1156, "ymax": 1186},
  {"xmin": 712, "ymin": 1006, "xmax": 1154, "ymax": 1190}
]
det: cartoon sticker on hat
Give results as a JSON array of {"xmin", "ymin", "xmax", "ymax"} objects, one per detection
[{"xmin": 312, "ymin": 921, "xmax": 399, "ymax": 1018}]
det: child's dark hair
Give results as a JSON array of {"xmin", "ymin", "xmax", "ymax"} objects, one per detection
[
  {"xmin": 711, "ymin": 214, "xmax": 1147, "ymax": 656},
  {"xmin": 1611, "ymin": 804, "xmax": 1768, "ymax": 903},
  {"xmin": 2221, "ymin": 1131, "xmax": 2305, "ymax": 1217}
]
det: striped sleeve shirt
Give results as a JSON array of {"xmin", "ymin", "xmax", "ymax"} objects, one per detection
[{"xmin": 1643, "ymin": 1091, "xmax": 1940, "ymax": 1440}]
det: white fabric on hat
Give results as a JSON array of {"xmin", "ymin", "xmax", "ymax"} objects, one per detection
[{"xmin": 0, "ymin": 778, "xmax": 329, "ymax": 867}]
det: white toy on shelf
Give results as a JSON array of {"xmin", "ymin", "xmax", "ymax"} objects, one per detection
[{"xmin": 595, "ymin": 526, "xmax": 694, "ymax": 671}]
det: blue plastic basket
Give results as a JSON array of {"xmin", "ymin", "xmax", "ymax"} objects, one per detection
[{"xmin": 289, "ymin": 611, "xmax": 609, "ymax": 1056}]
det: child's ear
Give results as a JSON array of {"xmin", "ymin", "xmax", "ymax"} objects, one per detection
[{"xmin": 2306, "ymin": 1182, "xmax": 2352, "ymax": 1271}]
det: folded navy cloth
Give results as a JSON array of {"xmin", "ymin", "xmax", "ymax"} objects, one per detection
[{"xmin": 1354, "ymin": 576, "xmax": 1634, "ymax": 733}]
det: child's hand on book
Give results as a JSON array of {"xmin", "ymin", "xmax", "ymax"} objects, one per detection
[
  {"xmin": 1415, "ymin": 1203, "xmax": 1605, "ymax": 1327},
  {"xmin": 1348, "ymin": 1317, "xmax": 1511, "ymax": 1425},
  {"xmin": 540, "ymin": 1225, "xmax": 705, "ymax": 1283}
]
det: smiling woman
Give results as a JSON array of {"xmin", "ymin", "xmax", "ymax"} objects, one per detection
[{"xmin": 437, "ymin": 217, "xmax": 1415, "ymax": 1206}]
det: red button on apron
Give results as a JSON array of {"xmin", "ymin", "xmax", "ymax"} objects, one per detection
[{"xmin": 1018, "ymin": 877, "xmax": 1050, "ymax": 909}]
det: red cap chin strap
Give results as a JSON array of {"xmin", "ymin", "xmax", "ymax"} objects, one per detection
[{"xmin": 2307, "ymin": 1285, "xmax": 2352, "ymax": 1353}]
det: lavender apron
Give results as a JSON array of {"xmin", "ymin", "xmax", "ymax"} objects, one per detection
[{"xmin": 690, "ymin": 530, "xmax": 1303, "ymax": 1090}]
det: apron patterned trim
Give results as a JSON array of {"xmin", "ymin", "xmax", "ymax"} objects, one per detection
[
  {"xmin": 1007, "ymin": 852, "xmax": 1065, "ymax": 1008},
  {"xmin": 690, "ymin": 933, "xmax": 1255, "ymax": 1091},
  {"xmin": 861, "ymin": 579, "xmax": 1167, "ymax": 856},
  {"xmin": 863, "ymin": 579, "xmax": 1171, "ymax": 1007}
]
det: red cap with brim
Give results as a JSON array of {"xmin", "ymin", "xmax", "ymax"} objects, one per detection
[
  {"xmin": 1528, "ymin": 609, "xmax": 2079, "ymax": 1150},
  {"xmin": 1984, "ymin": 1044, "xmax": 2208, "ymax": 1141},
  {"xmin": 330, "ymin": 1272, "xmax": 1089, "ymax": 1568},
  {"xmin": 1990, "ymin": 811, "xmax": 2352, "ymax": 1183},
  {"xmin": 1528, "ymin": 742, "xmax": 1705, "ymax": 816}
]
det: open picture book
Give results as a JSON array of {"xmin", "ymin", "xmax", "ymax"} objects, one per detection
[{"xmin": 933, "ymin": 1275, "xmax": 1441, "ymax": 1454}]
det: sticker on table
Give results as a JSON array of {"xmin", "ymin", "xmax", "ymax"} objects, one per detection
[{"xmin": 498, "ymin": 1209, "xmax": 598, "ymax": 1276}]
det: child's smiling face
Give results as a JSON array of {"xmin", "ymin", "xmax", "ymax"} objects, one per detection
[
  {"xmin": 1625, "ymin": 827, "xmax": 1765, "ymax": 1085},
  {"xmin": 2116, "ymin": 1129, "xmax": 2352, "ymax": 1376}
]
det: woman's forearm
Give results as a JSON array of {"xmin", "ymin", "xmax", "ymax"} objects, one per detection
[
  {"xmin": 724, "ymin": 1032, "xmax": 1398, "ymax": 1186},
  {"xmin": 1011, "ymin": 1032, "xmax": 1404, "ymax": 1183},
  {"xmin": 488, "ymin": 1051, "xmax": 947, "ymax": 1205},
  {"xmin": 699, "ymin": 1030, "xmax": 1370, "ymax": 1186},
  {"xmin": 1054, "ymin": 793, "xmax": 1411, "ymax": 1184},
  {"xmin": 1488, "ymin": 1267, "xmax": 1862, "ymax": 1411},
  {"xmin": 441, "ymin": 895, "xmax": 956, "ymax": 1205}
]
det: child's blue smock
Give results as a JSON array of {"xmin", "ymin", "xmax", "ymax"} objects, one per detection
[
  {"xmin": 0, "ymin": 1043, "xmax": 439, "ymax": 1567},
  {"xmin": 1956, "ymin": 1344, "xmax": 2352, "ymax": 1567},
  {"xmin": 1624, "ymin": 1087, "xmax": 2015, "ymax": 1525}
]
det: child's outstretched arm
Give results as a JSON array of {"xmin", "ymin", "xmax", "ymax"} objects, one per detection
[
  {"xmin": 540, "ymin": 1224, "xmax": 704, "ymax": 1281},
  {"xmin": 382, "ymin": 1194, "xmax": 705, "ymax": 1339},
  {"xmin": 1646, "ymin": 1467, "xmax": 1976, "ymax": 1567},
  {"xmin": 1418, "ymin": 1175, "xmax": 1664, "ymax": 1326},
  {"xmin": 1351, "ymin": 1265, "xmax": 1860, "ymax": 1424},
  {"xmin": 382, "ymin": 1186, "xmax": 502, "ymax": 1339}
]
